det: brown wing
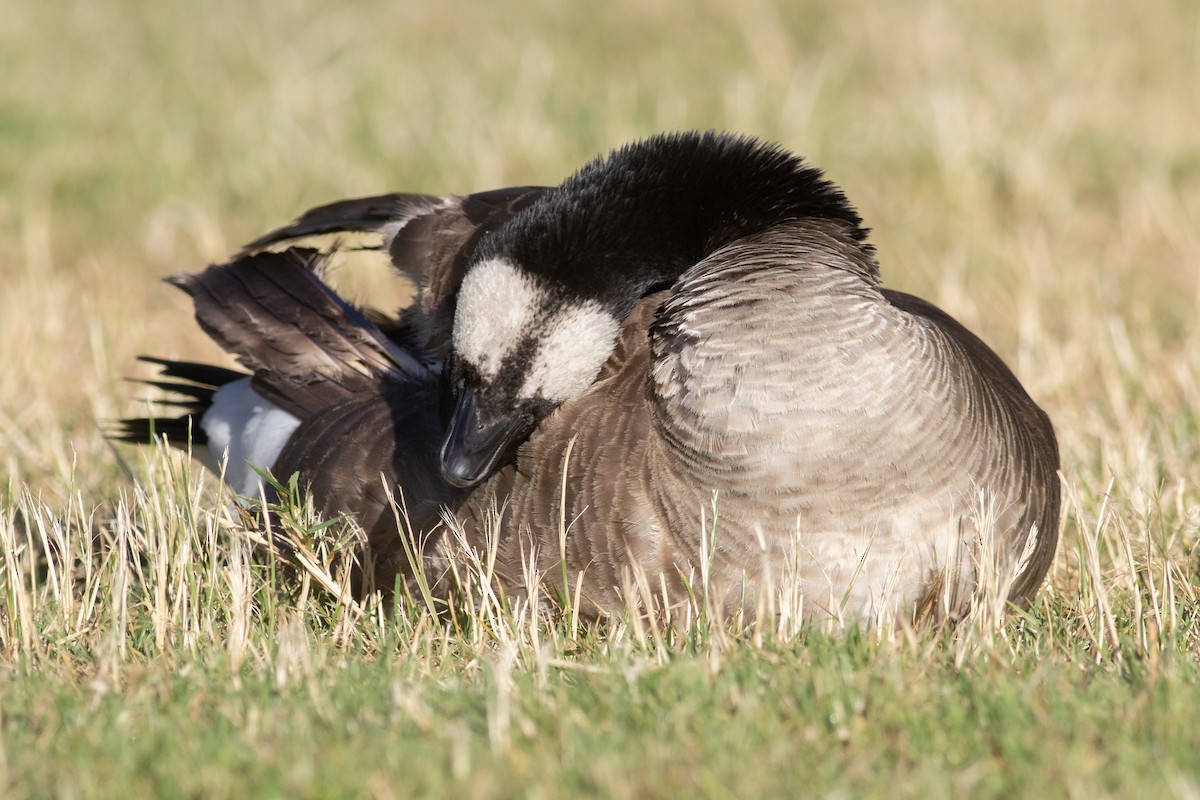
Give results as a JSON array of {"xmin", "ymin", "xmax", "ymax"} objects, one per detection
[
  {"xmin": 238, "ymin": 193, "xmax": 445, "ymax": 256},
  {"xmin": 172, "ymin": 246, "xmax": 463, "ymax": 590},
  {"xmin": 237, "ymin": 187, "xmax": 549, "ymax": 347},
  {"xmin": 270, "ymin": 380, "xmax": 460, "ymax": 592},
  {"xmin": 168, "ymin": 248, "xmax": 428, "ymax": 418},
  {"xmin": 882, "ymin": 289, "xmax": 1061, "ymax": 606}
]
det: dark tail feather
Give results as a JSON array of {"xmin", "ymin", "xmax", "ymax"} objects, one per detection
[
  {"xmin": 109, "ymin": 415, "xmax": 207, "ymax": 449},
  {"xmin": 238, "ymin": 193, "xmax": 443, "ymax": 256},
  {"xmin": 109, "ymin": 359, "xmax": 248, "ymax": 448},
  {"xmin": 136, "ymin": 356, "xmax": 245, "ymax": 389}
]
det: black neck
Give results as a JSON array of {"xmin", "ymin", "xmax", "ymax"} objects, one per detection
[{"xmin": 476, "ymin": 131, "xmax": 869, "ymax": 315}]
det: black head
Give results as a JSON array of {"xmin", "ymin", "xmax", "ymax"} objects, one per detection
[{"xmin": 439, "ymin": 131, "xmax": 868, "ymax": 487}]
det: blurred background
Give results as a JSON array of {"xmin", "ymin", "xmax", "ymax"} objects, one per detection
[{"xmin": 2, "ymin": 0, "xmax": 1198, "ymax": 526}]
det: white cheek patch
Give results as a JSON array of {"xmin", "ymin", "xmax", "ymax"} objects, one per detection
[
  {"xmin": 453, "ymin": 258, "xmax": 544, "ymax": 378},
  {"xmin": 521, "ymin": 301, "xmax": 619, "ymax": 403}
]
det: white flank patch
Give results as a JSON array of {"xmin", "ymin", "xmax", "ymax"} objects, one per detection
[
  {"xmin": 200, "ymin": 378, "xmax": 302, "ymax": 498},
  {"xmin": 521, "ymin": 301, "xmax": 619, "ymax": 402},
  {"xmin": 453, "ymin": 257, "xmax": 543, "ymax": 378}
]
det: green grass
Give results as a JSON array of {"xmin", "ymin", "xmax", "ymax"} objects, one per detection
[
  {"xmin": 5, "ymin": 629, "xmax": 1198, "ymax": 798},
  {"xmin": 3, "ymin": 0, "xmax": 1200, "ymax": 796},
  {"xmin": 4, "ymin": 464, "xmax": 1198, "ymax": 799}
]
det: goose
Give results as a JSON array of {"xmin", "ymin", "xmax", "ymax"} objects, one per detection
[
  {"xmin": 436, "ymin": 132, "xmax": 1060, "ymax": 621},
  {"xmin": 120, "ymin": 130, "xmax": 1060, "ymax": 622}
]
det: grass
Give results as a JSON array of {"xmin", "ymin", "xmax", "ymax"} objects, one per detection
[
  {"xmin": 5, "ymin": 468, "xmax": 1199, "ymax": 798},
  {"xmin": 3, "ymin": 0, "xmax": 1200, "ymax": 796}
]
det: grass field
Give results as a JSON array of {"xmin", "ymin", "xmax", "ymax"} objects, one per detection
[{"xmin": 3, "ymin": 0, "xmax": 1200, "ymax": 796}]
